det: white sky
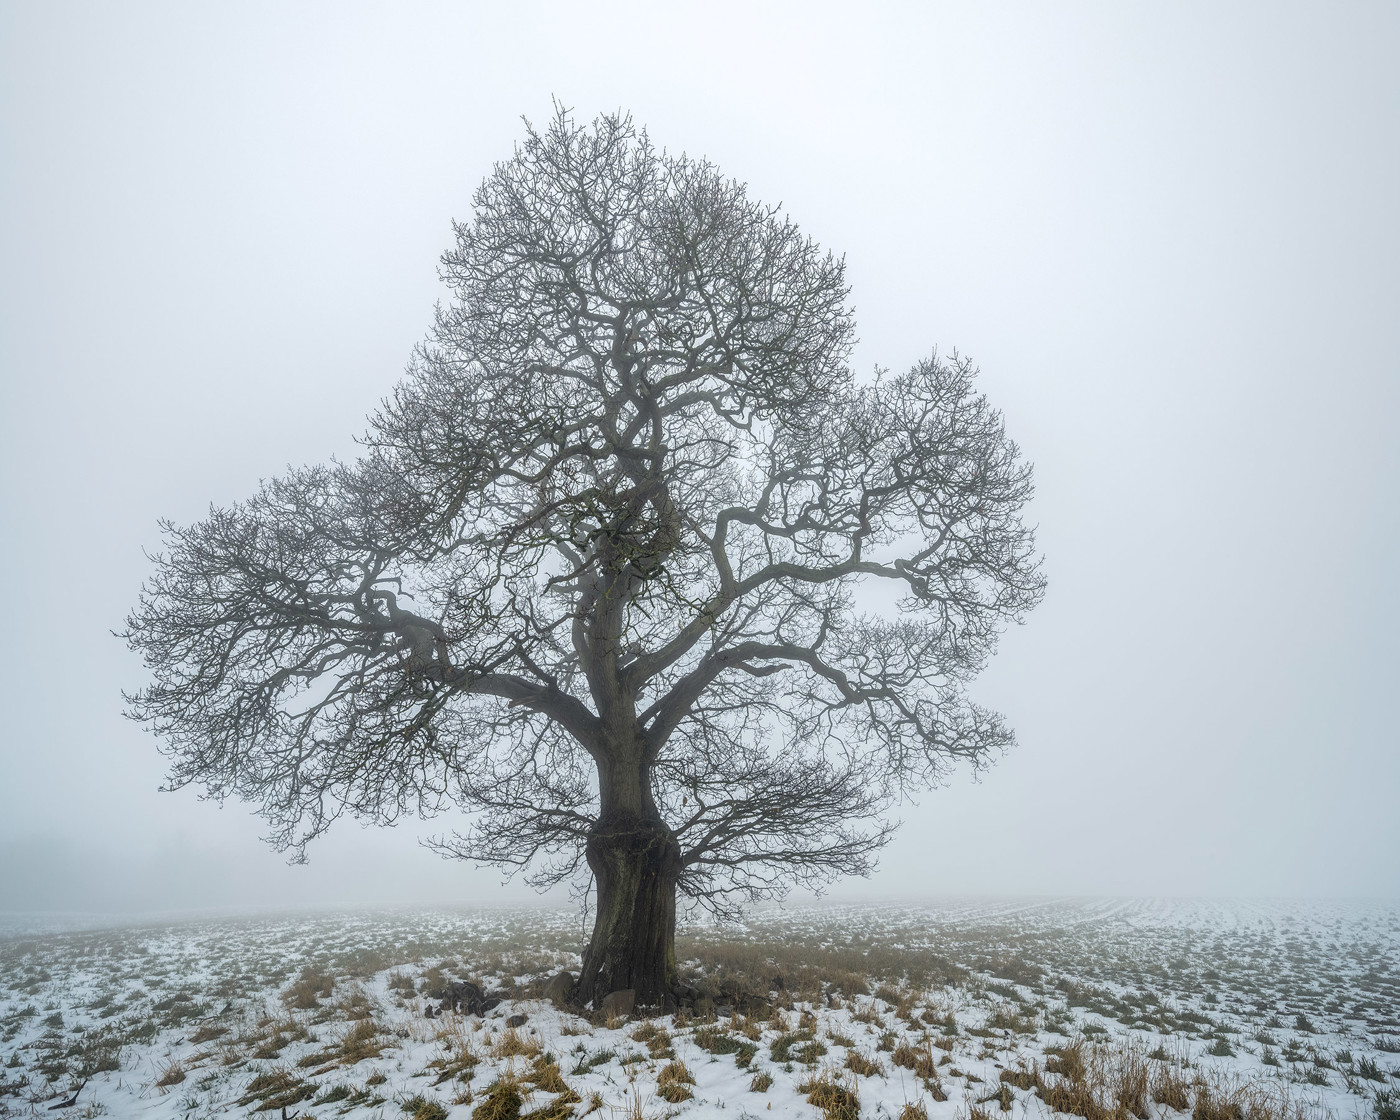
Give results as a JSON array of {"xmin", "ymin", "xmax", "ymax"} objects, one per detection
[{"xmin": 2, "ymin": 1, "xmax": 1397, "ymax": 914}]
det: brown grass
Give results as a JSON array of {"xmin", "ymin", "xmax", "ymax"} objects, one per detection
[
  {"xmin": 492, "ymin": 1026, "xmax": 542, "ymax": 1059},
  {"xmin": 154, "ymin": 1058, "xmax": 186, "ymax": 1088},
  {"xmin": 339, "ymin": 1017, "xmax": 386, "ymax": 1064},
  {"xmin": 237, "ymin": 1068, "xmax": 317, "ymax": 1112},
  {"xmin": 799, "ymin": 1070, "xmax": 861, "ymax": 1120},
  {"xmin": 892, "ymin": 1040, "xmax": 939, "ymax": 1079},
  {"xmin": 526, "ymin": 1056, "xmax": 573, "ymax": 1096},
  {"xmin": 471, "ymin": 1074, "xmax": 524, "ymax": 1120},
  {"xmin": 845, "ymin": 1050, "xmax": 884, "ymax": 1077},
  {"xmin": 401, "ymin": 1093, "xmax": 449, "ymax": 1120},
  {"xmin": 657, "ymin": 1059, "xmax": 696, "ymax": 1103},
  {"xmin": 282, "ymin": 965, "xmax": 335, "ymax": 1009},
  {"xmin": 1151, "ymin": 1062, "xmax": 1191, "ymax": 1112},
  {"xmin": 631, "ymin": 1021, "xmax": 673, "ymax": 1058},
  {"xmin": 675, "ymin": 933, "xmax": 961, "ymax": 1008}
]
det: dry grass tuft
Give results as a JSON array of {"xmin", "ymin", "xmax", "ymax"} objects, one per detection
[
  {"xmin": 282, "ymin": 965, "xmax": 335, "ymax": 1009},
  {"xmin": 426, "ymin": 1030, "xmax": 480, "ymax": 1086},
  {"xmin": 845, "ymin": 1050, "xmax": 884, "ymax": 1077},
  {"xmin": 471, "ymin": 1074, "xmax": 524, "ymax": 1120},
  {"xmin": 526, "ymin": 1055, "xmax": 573, "ymax": 1096},
  {"xmin": 800, "ymin": 1069, "xmax": 861, "ymax": 1120},
  {"xmin": 1151, "ymin": 1062, "xmax": 1191, "ymax": 1112},
  {"xmin": 771, "ymin": 1028, "xmax": 827, "ymax": 1065},
  {"xmin": 336, "ymin": 984, "xmax": 378, "ymax": 1021},
  {"xmin": 693, "ymin": 1024, "xmax": 759, "ymax": 1067},
  {"xmin": 401, "ymin": 1093, "xmax": 449, "ymax": 1120},
  {"xmin": 892, "ymin": 1040, "xmax": 939, "ymax": 1079},
  {"xmin": 1000, "ymin": 1065, "xmax": 1039, "ymax": 1091},
  {"xmin": 657, "ymin": 1059, "xmax": 696, "ymax": 1103},
  {"xmin": 493, "ymin": 1026, "xmax": 542, "ymax": 1059},
  {"xmin": 732, "ymin": 1013, "xmax": 763, "ymax": 1041},
  {"xmin": 1033, "ymin": 1039, "xmax": 1167, "ymax": 1120},
  {"xmin": 631, "ymin": 1021, "xmax": 673, "ymax": 1058},
  {"xmin": 900, "ymin": 1103, "xmax": 929, "ymax": 1120},
  {"xmin": 154, "ymin": 1058, "xmax": 185, "ymax": 1089},
  {"xmin": 237, "ymin": 1067, "xmax": 316, "ymax": 1112},
  {"xmin": 339, "ymin": 1017, "xmax": 386, "ymax": 1064}
]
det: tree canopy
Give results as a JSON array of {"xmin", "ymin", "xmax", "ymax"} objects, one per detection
[{"xmin": 125, "ymin": 108, "xmax": 1044, "ymax": 1001}]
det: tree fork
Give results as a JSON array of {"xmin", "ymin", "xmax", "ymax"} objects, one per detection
[{"xmin": 577, "ymin": 814, "xmax": 682, "ymax": 1009}]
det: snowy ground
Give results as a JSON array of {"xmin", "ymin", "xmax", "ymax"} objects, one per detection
[{"xmin": 1, "ymin": 899, "xmax": 1396, "ymax": 1120}]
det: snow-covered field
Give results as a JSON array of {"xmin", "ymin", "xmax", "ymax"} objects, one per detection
[{"xmin": 1, "ymin": 899, "xmax": 1396, "ymax": 1120}]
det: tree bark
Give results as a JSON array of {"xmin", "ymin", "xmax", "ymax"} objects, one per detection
[{"xmin": 576, "ymin": 812, "xmax": 682, "ymax": 1009}]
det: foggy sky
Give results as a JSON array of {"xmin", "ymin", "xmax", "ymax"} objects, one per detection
[{"xmin": 2, "ymin": 1, "xmax": 1397, "ymax": 915}]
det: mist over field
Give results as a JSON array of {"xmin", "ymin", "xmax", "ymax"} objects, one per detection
[{"xmin": 2, "ymin": 5, "xmax": 1397, "ymax": 909}]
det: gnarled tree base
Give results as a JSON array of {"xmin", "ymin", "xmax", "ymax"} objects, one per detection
[{"xmin": 577, "ymin": 816, "xmax": 681, "ymax": 1008}]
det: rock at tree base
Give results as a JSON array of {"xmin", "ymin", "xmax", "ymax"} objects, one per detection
[
  {"xmin": 438, "ymin": 980, "xmax": 501, "ymax": 1016},
  {"xmin": 543, "ymin": 971, "xmax": 575, "ymax": 1007},
  {"xmin": 598, "ymin": 989, "xmax": 635, "ymax": 1018}
]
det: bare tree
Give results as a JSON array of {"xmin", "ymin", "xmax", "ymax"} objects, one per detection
[{"xmin": 123, "ymin": 108, "xmax": 1045, "ymax": 1007}]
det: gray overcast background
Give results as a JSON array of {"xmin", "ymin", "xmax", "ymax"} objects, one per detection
[{"xmin": 2, "ymin": 2, "xmax": 1397, "ymax": 915}]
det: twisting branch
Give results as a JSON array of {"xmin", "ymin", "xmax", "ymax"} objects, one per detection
[{"xmin": 123, "ymin": 105, "xmax": 1044, "ymax": 908}]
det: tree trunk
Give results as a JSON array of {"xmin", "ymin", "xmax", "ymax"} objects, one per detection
[{"xmin": 577, "ymin": 813, "xmax": 682, "ymax": 1009}]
